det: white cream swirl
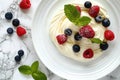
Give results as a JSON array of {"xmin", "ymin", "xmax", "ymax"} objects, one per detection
[{"xmin": 49, "ymin": 4, "xmax": 107, "ymax": 62}]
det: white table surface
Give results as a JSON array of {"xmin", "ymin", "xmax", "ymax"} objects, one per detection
[{"xmin": 0, "ymin": 0, "xmax": 120, "ymax": 80}]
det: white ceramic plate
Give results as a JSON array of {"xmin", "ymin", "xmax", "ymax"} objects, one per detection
[{"xmin": 31, "ymin": 0, "xmax": 120, "ymax": 80}]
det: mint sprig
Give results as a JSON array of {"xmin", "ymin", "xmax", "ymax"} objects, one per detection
[
  {"xmin": 31, "ymin": 61, "xmax": 39, "ymax": 72},
  {"xmin": 18, "ymin": 61, "xmax": 47, "ymax": 80},
  {"xmin": 19, "ymin": 65, "xmax": 32, "ymax": 75},
  {"xmin": 75, "ymin": 16, "xmax": 91, "ymax": 26},
  {"xmin": 32, "ymin": 71, "xmax": 47, "ymax": 80},
  {"xmin": 64, "ymin": 4, "xmax": 80, "ymax": 22},
  {"xmin": 64, "ymin": 4, "xmax": 91, "ymax": 26},
  {"xmin": 90, "ymin": 38, "xmax": 103, "ymax": 44}
]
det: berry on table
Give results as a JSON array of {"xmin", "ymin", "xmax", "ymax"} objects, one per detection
[
  {"xmin": 79, "ymin": 25, "xmax": 95, "ymax": 38},
  {"xmin": 5, "ymin": 12, "xmax": 13, "ymax": 20},
  {"xmin": 76, "ymin": 6, "xmax": 81, "ymax": 13},
  {"xmin": 83, "ymin": 49, "xmax": 94, "ymax": 58},
  {"xmin": 89, "ymin": 5, "xmax": 100, "ymax": 17},
  {"xmin": 7, "ymin": 27, "xmax": 14, "ymax": 34},
  {"xmin": 19, "ymin": 0, "xmax": 31, "ymax": 9},
  {"xmin": 104, "ymin": 30, "xmax": 115, "ymax": 41},
  {"xmin": 56, "ymin": 34, "xmax": 67, "ymax": 45},
  {"xmin": 64, "ymin": 28, "xmax": 72, "ymax": 36},
  {"xmin": 84, "ymin": 1, "xmax": 92, "ymax": 8},
  {"xmin": 18, "ymin": 50, "xmax": 24, "ymax": 57},
  {"xmin": 100, "ymin": 42, "xmax": 109, "ymax": 50},
  {"xmin": 16, "ymin": 26, "xmax": 26, "ymax": 37},
  {"xmin": 12, "ymin": 19, "xmax": 20, "ymax": 27},
  {"xmin": 102, "ymin": 18, "xmax": 110, "ymax": 27},
  {"xmin": 73, "ymin": 44, "xmax": 80, "ymax": 52},
  {"xmin": 15, "ymin": 55, "xmax": 21, "ymax": 62},
  {"xmin": 95, "ymin": 15, "xmax": 103, "ymax": 23},
  {"xmin": 74, "ymin": 33, "xmax": 82, "ymax": 41}
]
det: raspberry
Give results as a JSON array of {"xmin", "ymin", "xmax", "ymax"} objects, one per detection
[
  {"xmin": 83, "ymin": 49, "xmax": 94, "ymax": 58},
  {"xmin": 89, "ymin": 5, "xmax": 100, "ymax": 17},
  {"xmin": 19, "ymin": 0, "xmax": 31, "ymax": 9},
  {"xmin": 79, "ymin": 25, "xmax": 95, "ymax": 38},
  {"xmin": 56, "ymin": 34, "xmax": 67, "ymax": 45},
  {"xmin": 104, "ymin": 30, "xmax": 115, "ymax": 41},
  {"xmin": 16, "ymin": 26, "xmax": 26, "ymax": 37},
  {"xmin": 76, "ymin": 6, "xmax": 81, "ymax": 13}
]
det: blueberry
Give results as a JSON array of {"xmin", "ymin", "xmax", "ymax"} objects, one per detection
[
  {"xmin": 84, "ymin": 1, "xmax": 92, "ymax": 8},
  {"xmin": 64, "ymin": 28, "xmax": 72, "ymax": 36},
  {"xmin": 18, "ymin": 50, "xmax": 24, "ymax": 57},
  {"xmin": 95, "ymin": 15, "xmax": 103, "ymax": 23},
  {"xmin": 5, "ymin": 12, "xmax": 13, "ymax": 20},
  {"xmin": 73, "ymin": 44, "xmax": 80, "ymax": 52},
  {"xmin": 102, "ymin": 18, "xmax": 110, "ymax": 27},
  {"xmin": 15, "ymin": 55, "xmax": 21, "ymax": 62},
  {"xmin": 7, "ymin": 28, "xmax": 14, "ymax": 34},
  {"xmin": 74, "ymin": 33, "xmax": 82, "ymax": 41},
  {"xmin": 12, "ymin": 19, "xmax": 20, "ymax": 27},
  {"xmin": 100, "ymin": 42, "xmax": 109, "ymax": 50}
]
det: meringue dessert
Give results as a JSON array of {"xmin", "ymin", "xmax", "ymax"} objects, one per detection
[{"xmin": 49, "ymin": 1, "xmax": 115, "ymax": 62}]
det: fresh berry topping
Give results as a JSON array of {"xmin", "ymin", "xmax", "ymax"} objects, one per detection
[
  {"xmin": 18, "ymin": 50, "xmax": 24, "ymax": 57},
  {"xmin": 64, "ymin": 28, "xmax": 72, "ymax": 36},
  {"xmin": 15, "ymin": 55, "xmax": 21, "ymax": 62},
  {"xmin": 104, "ymin": 30, "xmax": 115, "ymax": 41},
  {"xmin": 83, "ymin": 49, "xmax": 94, "ymax": 58},
  {"xmin": 76, "ymin": 6, "xmax": 81, "ymax": 13},
  {"xmin": 74, "ymin": 33, "xmax": 82, "ymax": 41},
  {"xmin": 16, "ymin": 26, "xmax": 26, "ymax": 37},
  {"xmin": 79, "ymin": 25, "xmax": 95, "ymax": 38},
  {"xmin": 73, "ymin": 44, "xmax": 80, "ymax": 52},
  {"xmin": 7, "ymin": 28, "xmax": 14, "ymax": 34},
  {"xmin": 84, "ymin": 1, "xmax": 92, "ymax": 8},
  {"xmin": 100, "ymin": 42, "xmax": 109, "ymax": 50},
  {"xmin": 12, "ymin": 19, "xmax": 20, "ymax": 27},
  {"xmin": 89, "ymin": 5, "xmax": 100, "ymax": 17},
  {"xmin": 19, "ymin": 0, "xmax": 31, "ymax": 9},
  {"xmin": 5, "ymin": 12, "xmax": 13, "ymax": 20},
  {"xmin": 95, "ymin": 15, "xmax": 103, "ymax": 23},
  {"xmin": 56, "ymin": 34, "xmax": 67, "ymax": 44},
  {"xmin": 102, "ymin": 18, "xmax": 110, "ymax": 27}
]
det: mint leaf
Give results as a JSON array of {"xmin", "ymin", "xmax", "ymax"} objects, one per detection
[
  {"xmin": 90, "ymin": 38, "xmax": 103, "ymax": 44},
  {"xmin": 64, "ymin": 4, "xmax": 91, "ymax": 26},
  {"xmin": 64, "ymin": 4, "xmax": 80, "ymax": 22},
  {"xmin": 32, "ymin": 71, "xmax": 47, "ymax": 80},
  {"xmin": 31, "ymin": 61, "xmax": 39, "ymax": 72},
  {"xmin": 18, "ymin": 65, "xmax": 32, "ymax": 75},
  {"xmin": 18, "ymin": 61, "xmax": 47, "ymax": 80},
  {"xmin": 75, "ymin": 16, "xmax": 91, "ymax": 26}
]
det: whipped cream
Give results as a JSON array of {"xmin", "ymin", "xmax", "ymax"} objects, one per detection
[{"xmin": 49, "ymin": 4, "xmax": 108, "ymax": 62}]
